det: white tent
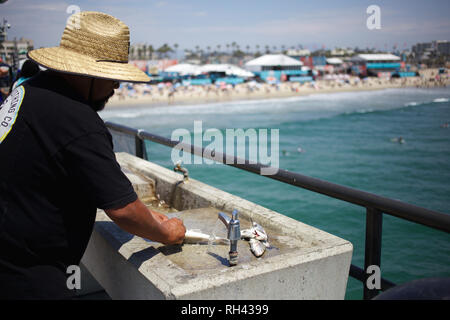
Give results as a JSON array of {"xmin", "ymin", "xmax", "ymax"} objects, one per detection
[
  {"xmin": 245, "ymin": 54, "xmax": 303, "ymax": 71},
  {"xmin": 353, "ymin": 54, "xmax": 400, "ymax": 61},
  {"xmin": 198, "ymin": 64, "xmax": 254, "ymax": 78},
  {"xmin": 326, "ymin": 57, "xmax": 344, "ymax": 65},
  {"xmin": 164, "ymin": 63, "xmax": 200, "ymax": 75}
]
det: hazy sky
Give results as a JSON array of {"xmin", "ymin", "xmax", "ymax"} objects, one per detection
[{"xmin": 2, "ymin": 0, "xmax": 449, "ymax": 51}]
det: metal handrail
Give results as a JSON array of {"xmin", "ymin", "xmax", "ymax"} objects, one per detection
[{"xmin": 105, "ymin": 120, "xmax": 450, "ymax": 299}]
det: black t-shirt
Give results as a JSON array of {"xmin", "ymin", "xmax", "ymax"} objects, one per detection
[{"xmin": 0, "ymin": 71, "xmax": 137, "ymax": 299}]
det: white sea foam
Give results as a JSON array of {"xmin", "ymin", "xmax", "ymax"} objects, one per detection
[{"xmin": 433, "ymin": 98, "xmax": 449, "ymax": 103}]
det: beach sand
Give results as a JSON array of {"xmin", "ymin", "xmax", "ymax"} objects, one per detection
[{"xmin": 107, "ymin": 68, "xmax": 448, "ymax": 110}]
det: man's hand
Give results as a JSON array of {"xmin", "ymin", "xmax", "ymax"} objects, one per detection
[
  {"xmin": 160, "ymin": 218, "xmax": 186, "ymax": 245},
  {"xmin": 105, "ymin": 198, "xmax": 186, "ymax": 245}
]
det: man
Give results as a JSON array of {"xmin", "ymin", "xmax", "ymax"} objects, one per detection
[{"xmin": 0, "ymin": 11, "xmax": 185, "ymax": 299}]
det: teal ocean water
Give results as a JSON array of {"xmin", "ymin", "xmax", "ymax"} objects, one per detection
[{"xmin": 100, "ymin": 87, "xmax": 450, "ymax": 299}]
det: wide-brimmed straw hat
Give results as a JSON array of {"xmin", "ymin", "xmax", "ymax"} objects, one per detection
[{"xmin": 28, "ymin": 11, "xmax": 150, "ymax": 83}]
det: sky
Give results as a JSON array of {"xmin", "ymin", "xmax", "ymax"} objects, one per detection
[{"xmin": 1, "ymin": 0, "xmax": 450, "ymax": 52}]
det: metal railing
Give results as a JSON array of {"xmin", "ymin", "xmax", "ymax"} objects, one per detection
[{"xmin": 105, "ymin": 121, "xmax": 450, "ymax": 300}]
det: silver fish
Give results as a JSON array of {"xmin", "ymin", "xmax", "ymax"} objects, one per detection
[
  {"xmin": 240, "ymin": 222, "xmax": 268, "ymax": 241},
  {"xmin": 240, "ymin": 228, "xmax": 256, "ymax": 240},
  {"xmin": 251, "ymin": 222, "xmax": 268, "ymax": 241},
  {"xmin": 249, "ymin": 238, "xmax": 266, "ymax": 257},
  {"xmin": 184, "ymin": 229, "xmax": 229, "ymax": 245},
  {"xmin": 260, "ymin": 240, "xmax": 271, "ymax": 248}
]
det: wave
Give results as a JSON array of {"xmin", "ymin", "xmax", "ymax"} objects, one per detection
[
  {"xmin": 433, "ymin": 98, "xmax": 449, "ymax": 103},
  {"xmin": 404, "ymin": 102, "xmax": 419, "ymax": 107},
  {"xmin": 403, "ymin": 97, "xmax": 450, "ymax": 107}
]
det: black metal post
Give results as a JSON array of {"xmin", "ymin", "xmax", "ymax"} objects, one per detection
[
  {"xmin": 364, "ymin": 208, "xmax": 383, "ymax": 300},
  {"xmin": 134, "ymin": 136, "xmax": 147, "ymax": 160}
]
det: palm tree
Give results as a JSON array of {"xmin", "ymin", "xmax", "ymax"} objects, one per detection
[
  {"xmin": 173, "ymin": 43, "xmax": 179, "ymax": 59},
  {"xmin": 231, "ymin": 41, "xmax": 237, "ymax": 54},
  {"xmin": 147, "ymin": 45, "xmax": 154, "ymax": 60},
  {"xmin": 157, "ymin": 43, "xmax": 174, "ymax": 59},
  {"xmin": 142, "ymin": 44, "xmax": 147, "ymax": 60}
]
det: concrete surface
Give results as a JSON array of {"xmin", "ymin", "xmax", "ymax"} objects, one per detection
[{"xmin": 80, "ymin": 152, "xmax": 353, "ymax": 300}]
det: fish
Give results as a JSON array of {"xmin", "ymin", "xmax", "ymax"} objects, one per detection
[
  {"xmin": 240, "ymin": 228, "xmax": 256, "ymax": 240},
  {"xmin": 184, "ymin": 229, "xmax": 229, "ymax": 245},
  {"xmin": 260, "ymin": 240, "xmax": 271, "ymax": 248},
  {"xmin": 251, "ymin": 222, "xmax": 268, "ymax": 241},
  {"xmin": 249, "ymin": 238, "xmax": 266, "ymax": 257},
  {"xmin": 241, "ymin": 221, "xmax": 271, "ymax": 255},
  {"xmin": 240, "ymin": 222, "xmax": 268, "ymax": 242}
]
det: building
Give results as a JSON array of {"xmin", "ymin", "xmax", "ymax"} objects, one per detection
[
  {"xmin": 351, "ymin": 53, "xmax": 401, "ymax": 77},
  {"xmin": 286, "ymin": 49, "xmax": 311, "ymax": 58},
  {"xmin": 245, "ymin": 54, "xmax": 312, "ymax": 82},
  {"xmin": 435, "ymin": 40, "xmax": 450, "ymax": 55},
  {"xmin": 330, "ymin": 48, "xmax": 355, "ymax": 57},
  {"xmin": 412, "ymin": 42, "xmax": 432, "ymax": 56},
  {"xmin": 0, "ymin": 18, "xmax": 34, "ymax": 67},
  {"xmin": 412, "ymin": 40, "xmax": 450, "ymax": 59},
  {"xmin": 1, "ymin": 37, "xmax": 34, "ymax": 65}
]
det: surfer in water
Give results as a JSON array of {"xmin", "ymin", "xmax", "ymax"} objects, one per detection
[{"xmin": 391, "ymin": 137, "xmax": 405, "ymax": 144}]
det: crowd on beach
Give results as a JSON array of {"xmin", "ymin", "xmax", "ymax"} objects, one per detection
[{"xmin": 108, "ymin": 68, "xmax": 449, "ymax": 108}]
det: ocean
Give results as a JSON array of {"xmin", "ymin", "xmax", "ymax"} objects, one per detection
[{"xmin": 100, "ymin": 87, "xmax": 450, "ymax": 299}]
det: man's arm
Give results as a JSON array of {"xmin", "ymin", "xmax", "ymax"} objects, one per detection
[
  {"xmin": 61, "ymin": 131, "xmax": 185, "ymax": 244},
  {"xmin": 105, "ymin": 198, "xmax": 186, "ymax": 245}
]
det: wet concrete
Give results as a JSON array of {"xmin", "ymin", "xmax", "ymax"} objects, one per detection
[
  {"xmin": 81, "ymin": 152, "xmax": 353, "ymax": 299},
  {"xmin": 141, "ymin": 206, "xmax": 307, "ymax": 271}
]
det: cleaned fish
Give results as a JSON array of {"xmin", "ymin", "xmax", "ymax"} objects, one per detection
[
  {"xmin": 184, "ymin": 229, "xmax": 229, "ymax": 245},
  {"xmin": 249, "ymin": 238, "xmax": 266, "ymax": 257},
  {"xmin": 240, "ymin": 228, "xmax": 256, "ymax": 240},
  {"xmin": 260, "ymin": 240, "xmax": 271, "ymax": 248},
  {"xmin": 251, "ymin": 222, "xmax": 268, "ymax": 241},
  {"xmin": 240, "ymin": 222, "xmax": 268, "ymax": 242}
]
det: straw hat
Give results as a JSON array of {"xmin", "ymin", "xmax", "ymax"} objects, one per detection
[{"xmin": 28, "ymin": 11, "xmax": 150, "ymax": 83}]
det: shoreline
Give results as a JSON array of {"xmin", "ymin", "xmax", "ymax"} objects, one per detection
[{"xmin": 107, "ymin": 70, "xmax": 448, "ymax": 110}]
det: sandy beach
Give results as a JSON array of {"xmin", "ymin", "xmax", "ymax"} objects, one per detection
[{"xmin": 108, "ymin": 68, "xmax": 449, "ymax": 109}]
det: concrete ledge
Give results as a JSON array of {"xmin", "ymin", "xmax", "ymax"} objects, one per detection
[{"xmin": 81, "ymin": 153, "xmax": 353, "ymax": 300}]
